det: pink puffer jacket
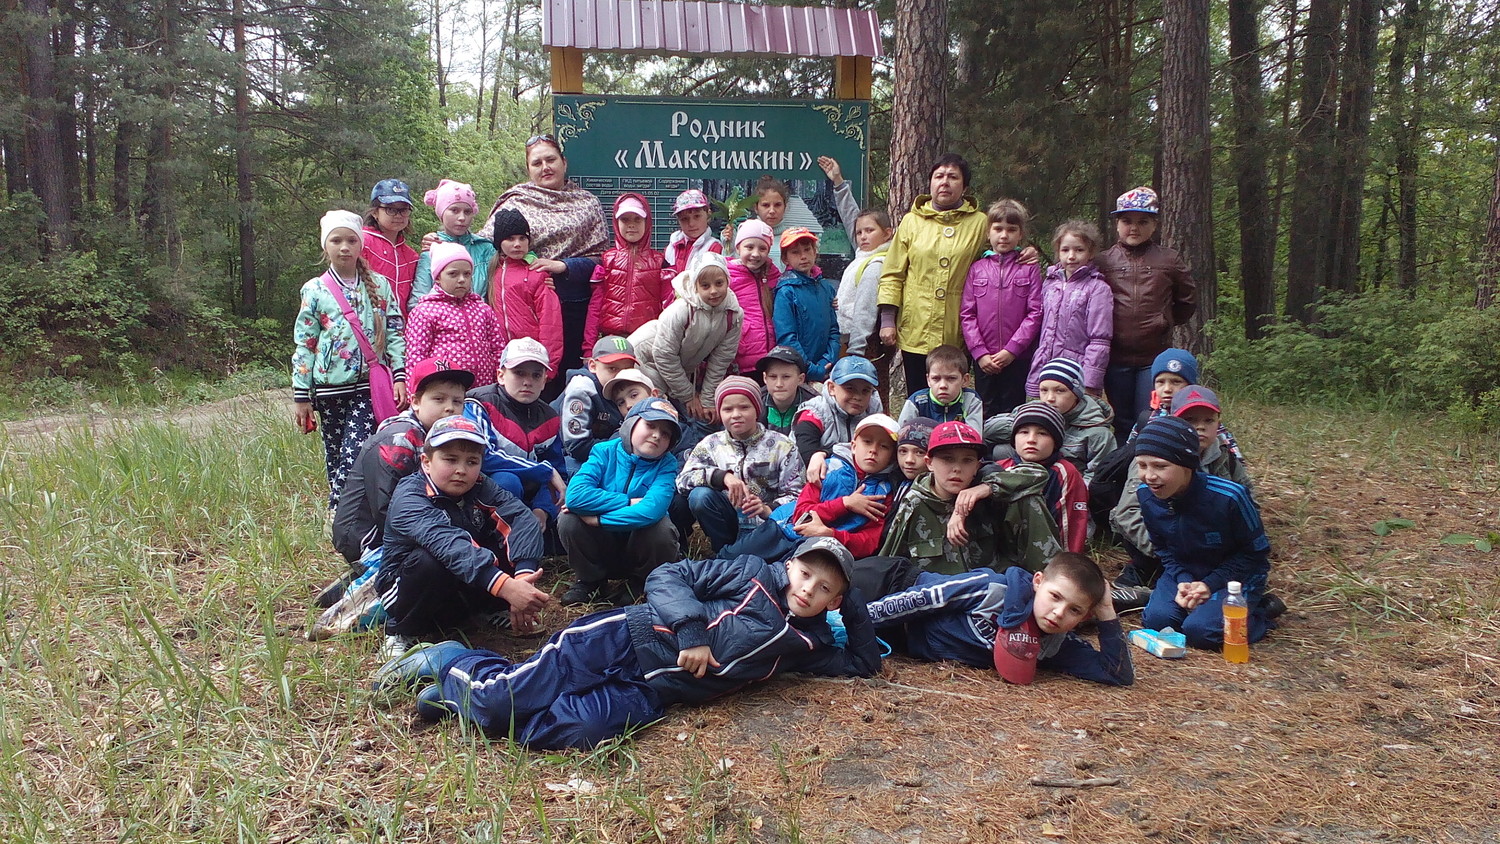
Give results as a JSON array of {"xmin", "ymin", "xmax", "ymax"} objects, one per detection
[{"xmin": 728, "ymin": 258, "xmax": 781, "ymax": 373}]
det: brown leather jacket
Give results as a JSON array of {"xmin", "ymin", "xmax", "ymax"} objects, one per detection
[{"xmin": 1095, "ymin": 241, "xmax": 1197, "ymax": 367}]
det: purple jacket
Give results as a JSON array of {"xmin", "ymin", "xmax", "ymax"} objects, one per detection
[
  {"xmin": 960, "ymin": 250, "xmax": 1043, "ymax": 362},
  {"xmin": 1025, "ymin": 262, "xmax": 1114, "ymax": 394}
]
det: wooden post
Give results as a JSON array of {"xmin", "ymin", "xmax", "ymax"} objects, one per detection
[
  {"xmin": 550, "ymin": 47, "xmax": 585, "ymax": 94},
  {"xmin": 834, "ymin": 56, "xmax": 872, "ymax": 100}
]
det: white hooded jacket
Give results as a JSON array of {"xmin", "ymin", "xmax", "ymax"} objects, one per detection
[{"xmin": 629, "ymin": 252, "xmax": 744, "ymax": 404}]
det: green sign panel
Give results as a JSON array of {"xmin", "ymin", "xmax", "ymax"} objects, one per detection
[{"xmin": 554, "ymin": 95, "xmax": 871, "ymax": 256}]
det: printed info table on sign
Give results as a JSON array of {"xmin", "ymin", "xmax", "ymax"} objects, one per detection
[{"xmin": 555, "ymin": 95, "xmax": 871, "ymax": 257}]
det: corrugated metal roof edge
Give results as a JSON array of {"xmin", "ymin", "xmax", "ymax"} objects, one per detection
[{"xmin": 542, "ymin": 0, "xmax": 884, "ymax": 59}]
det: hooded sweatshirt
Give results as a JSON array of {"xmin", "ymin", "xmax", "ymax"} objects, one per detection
[
  {"xmin": 630, "ymin": 252, "xmax": 744, "ymax": 405},
  {"xmin": 585, "ymin": 193, "xmax": 669, "ymax": 354},
  {"xmin": 405, "ymin": 288, "xmax": 504, "ymax": 387},
  {"xmin": 774, "ymin": 266, "xmax": 840, "ymax": 382},
  {"xmin": 865, "ymin": 567, "xmax": 1133, "ymax": 686}
]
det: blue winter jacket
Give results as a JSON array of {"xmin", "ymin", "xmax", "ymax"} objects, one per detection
[
  {"xmin": 773, "ymin": 268, "xmax": 839, "ymax": 382},
  {"xmin": 865, "ymin": 567, "xmax": 1134, "ymax": 686},
  {"xmin": 564, "ymin": 438, "xmax": 679, "ymax": 531},
  {"xmin": 1138, "ymin": 472, "xmax": 1270, "ymax": 594},
  {"xmin": 625, "ymin": 555, "xmax": 883, "ymax": 705},
  {"xmin": 382, "ymin": 470, "xmax": 545, "ymax": 594}
]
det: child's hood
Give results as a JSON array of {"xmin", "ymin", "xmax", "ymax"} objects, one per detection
[
  {"xmin": 1066, "ymin": 394, "xmax": 1115, "ymax": 428},
  {"xmin": 611, "ymin": 192, "xmax": 654, "ymax": 251},
  {"xmin": 671, "ymin": 251, "xmax": 742, "ymax": 313}
]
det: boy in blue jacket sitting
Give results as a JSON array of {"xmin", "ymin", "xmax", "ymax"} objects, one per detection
[
  {"xmin": 1133, "ymin": 416, "xmax": 1273, "ymax": 649},
  {"xmin": 374, "ymin": 537, "xmax": 882, "ymax": 751},
  {"xmin": 559, "ymin": 397, "xmax": 683, "ymax": 607},
  {"xmin": 865, "ymin": 552, "xmax": 1133, "ymax": 686},
  {"xmin": 375, "ymin": 416, "xmax": 553, "ymax": 658}
]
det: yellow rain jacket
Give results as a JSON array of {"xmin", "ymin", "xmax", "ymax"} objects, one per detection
[{"xmin": 877, "ymin": 194, "xmax": 989, "ymax": 356}]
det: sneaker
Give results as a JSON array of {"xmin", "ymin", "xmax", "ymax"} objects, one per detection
[
  {"xmin": 415, "ymin": 684, "xmax": 456, "ymax": 721},
  {"xmin": 1110, "ymin": 585, "xmax": 1151, "ymax": 613},
  {"xmin": 561, "ymin": 580, "xmax": 607, "ymax": 606},
  {"xmin": 607, "ymin": 578, "xmax": 647, "ymax": 607},
  {"xmin": 373, "ymin": 639, "xmax": 470, "ymax": 690},
  {"xmin": 378, "ymin": 633, "xmax": 418, "ymax": 662},
  {"xmin": 1260, "ymin": 592, "xmax": 1287, "ymax": 621},
  {"xmin": 1114, "ymin": 564, "xmax": 1144, "ymax": 588},
  {"xmin": 315, "ymin": 569, "xmax": 358, "ymax": 608}
]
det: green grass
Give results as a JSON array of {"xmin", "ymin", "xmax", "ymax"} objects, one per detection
[
  {"xmin": 0, "ymin": 365, "xmax": 284, "ymax": 421},
  {"xmin": 0, "ymin": 407, "xmax": 801, "ymax": 841}
]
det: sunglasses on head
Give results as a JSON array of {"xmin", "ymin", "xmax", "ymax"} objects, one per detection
[{"xmin": 526, "ymin": 133, "xmax": 559, "ymax": 148}]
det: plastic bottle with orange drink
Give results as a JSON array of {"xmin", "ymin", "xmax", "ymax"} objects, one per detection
[{"xmin": 1222, "ymin": 581, "xmax": 1249, "ymax": 663}]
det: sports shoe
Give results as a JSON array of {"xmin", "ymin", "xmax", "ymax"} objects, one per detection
[
  {"xmin": 378, "ymin": 633, "xmax": 418, "ymax": 662},
  {"xmin": 607, "ymin": 578, "xmax": 647, "ymax": 607},
  {"xmin": 315, "ymin": 571, "xmax": 353, "ymax": 608},
  {"xmin": 1260, "ymin": 592, "xmax": 1287, "ymax": 621},
  {"xmin": 561, "ymin": 580, "xmax": 607, "ymax": 606},
  {"xmin": 1110, "ymin": 585, "xmax": 1151, "ymax": 613},
  {"xmin": 373, "ymin": 639, "xmax": 470, "ymax": 690},
  {"xmin": 415, "ymin": 684, "xmax": 456, "ymax": 721}
]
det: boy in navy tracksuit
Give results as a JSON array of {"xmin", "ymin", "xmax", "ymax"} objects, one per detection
[
  {"xmin": 375, "ymin": 537, "xmax": 882, "ymax": 750},
  {"xmin": 375, "ymin": 416, "xmax": 553, "ymax": 657},
  {"xmin": 865, "ymin": 552, "xmax": 1133, "ymax": 686},
  {"xmin": 1133, "ymin": 416, "xmax": 1273, "ymax": 649}
]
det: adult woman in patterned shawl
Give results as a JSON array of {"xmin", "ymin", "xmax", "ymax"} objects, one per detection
[{"xmin": 478, "ymin": 135, "xmax": 611, "ymax": 380}]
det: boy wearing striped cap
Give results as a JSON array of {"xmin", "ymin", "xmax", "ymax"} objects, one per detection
[{"xmin": 983, "ymin": 357, "xmax": 1115, "ymax": 484}]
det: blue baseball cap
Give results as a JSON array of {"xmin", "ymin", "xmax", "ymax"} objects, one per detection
[
  {"xmin": 622, "ymin": 397, "xmax": 683, "ymax": 452},
  {"xmin": 830, "ymin": 355, "xmax": 878, "ymax": 387},
  {"xmin": 370, "ymin": 178, "xmax": 413, "ymax": 206}
]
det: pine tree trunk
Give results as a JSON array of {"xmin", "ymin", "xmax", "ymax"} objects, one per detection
[
  {"xmin": 55, "ymin": 0, "xmax": 81, "ymax": 217},
  {"xmin": 141, "ymin": 6, "xmax": 177, "ymax": 264},
  {"xmin": 1327, "ymin": 0, "xmax": 1381, "ymax": 294},
  {"xmin": 1387, "ymin": 0, "xmax": 1425, "ymax": 291},
  {"xmin": 20, "ymin": 0, "xmax": 75, "ymax": 251},
  {"xmin": 1098, "ymin": 0, "xmax": 1136, "ymax": 234},
  {"xmin": 1160, "ymin": 0, "xmax": 1216, "ymax": 354},
  {"xmin": 112, "ymin": 119, "xmax": 133, "ymax": 217},
  {"xmin": 233, "ymin": 0, "xmax": 257, "ymax": 317},
  {"xmin": 1283, "ymin": 0, "xmax": 1339, "ymax": 322},
  {"xmin": 887, "ymin": 0, "xmax": 948, "ymax": 223},
  {"xmin": 2, "ymin": 133, "xmax": 26, "ymax": 197},
  {"xmin": 1477, "ymin": 138, "xmax": 1500, "ymax": 310},
  {"xmin": 1229, "ymin": 0, "xmax": 1274, "ymax": 339}
]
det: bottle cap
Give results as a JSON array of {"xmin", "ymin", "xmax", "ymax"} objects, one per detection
[{"xmin": 1227, "ymin": 581, "xmax": 1242, "ymax": 593}]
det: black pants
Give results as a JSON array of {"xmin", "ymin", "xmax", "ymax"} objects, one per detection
[
  {"xmin": 900, "ymin": 351, "xmax": 927, "ymax": 402},
  {"xmin": 973, "ymin": 351, "xmax": 1033, "ymax": 417},
  {"xmin": 1117, "ymin": 540, "xmax": 1163, "ymax": 588},
  {"xmin": 378, "ymin": 548, "xmax": 508, "ymax": 636},
  {"xmin": 558, "ymin": 513, "xmax": 678, "ymax": 585}
]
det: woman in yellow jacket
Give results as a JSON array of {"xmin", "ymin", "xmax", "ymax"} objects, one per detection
[{"xmin": 877, "ymin": 154, "xmax": 990, "ymax": 393}]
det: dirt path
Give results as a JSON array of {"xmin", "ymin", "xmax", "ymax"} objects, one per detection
[{"xmin": 0, "ymin": 389, "xmax": 285, "ymax": 445}]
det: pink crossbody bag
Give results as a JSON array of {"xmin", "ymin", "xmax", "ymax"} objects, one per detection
[{"xmin": 322, "ymin": 272, "xmax": 399, "ymax": 422}]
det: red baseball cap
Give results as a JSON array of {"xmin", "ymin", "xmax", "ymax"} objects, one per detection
[
  {"xmin": 927, "ymin": 421, "xmax": 984, "ymax": 454},
  {"xmin": 1170, "ymin": 385, "xmax": 1222, "ymax": 417},
  {"xmin": 993, "ymin": 615, "xmax": 1042, "ymax": 685},
  {"xmin": 407, "ymin": 357, "xmax": 475, "ymax": 394}
]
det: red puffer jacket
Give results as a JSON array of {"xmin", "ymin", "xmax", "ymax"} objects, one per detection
[{"xmin": 584, "ymin": 192, "xmax": 668, "ymax": 354}]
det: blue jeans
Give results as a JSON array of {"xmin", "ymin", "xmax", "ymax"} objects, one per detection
[
  {"xmin": 1105, "ymin": 364, "xmax": 1155, "ymax": 446},
  {"xmin": 671, "ymin": 487, "xmax": 743, "ymax": 553},
  {"xmin": 1141, "ymin": 576, "xmax": 1272, "ymax": 650}
]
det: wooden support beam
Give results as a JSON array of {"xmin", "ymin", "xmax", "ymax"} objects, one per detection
[
  {"xmin": 550, "ymin": 47, "xmax": 585, "ymax": 94},
  {"xmin": 834, "ymin": 55, "xmax": 872, "ymax": 100}
]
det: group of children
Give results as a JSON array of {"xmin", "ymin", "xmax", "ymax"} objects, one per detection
[{"xmin": 295, "ymin": 171, "xmax": 1280, "ymax": 755}]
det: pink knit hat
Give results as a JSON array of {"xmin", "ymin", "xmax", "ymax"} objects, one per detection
[
  {"xmin": 734, "ymin": 219, "xmax": 774, "ymax": 249},
  {"xmin": 714, "ymin": 375, "xmax": 764, "ymax": 417},
  {"xmin": 424, "ymin": 179, "xmax": 478, "ymax": 219},
  {"xmin": 428, "ymin": 241, "xmax": 473, "ymax": 283}
]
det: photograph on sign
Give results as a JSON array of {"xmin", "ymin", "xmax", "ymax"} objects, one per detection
[{"xmin": 555, "ymin": 95, "xmax": 871, "ymax": 270}]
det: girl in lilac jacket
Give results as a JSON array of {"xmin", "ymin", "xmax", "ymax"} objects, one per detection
[
  {"xmin": 1025, "ymin": 220, "xmax": 1113, "ymax": 397},
  {"xmin": 960, "ymin": 199, "xmax": 1044, "ymax": 416}
]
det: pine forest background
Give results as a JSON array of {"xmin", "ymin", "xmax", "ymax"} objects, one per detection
[{"xmin": 4, "ymin": 0, "xmax": 1500, "ymax": 424}]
